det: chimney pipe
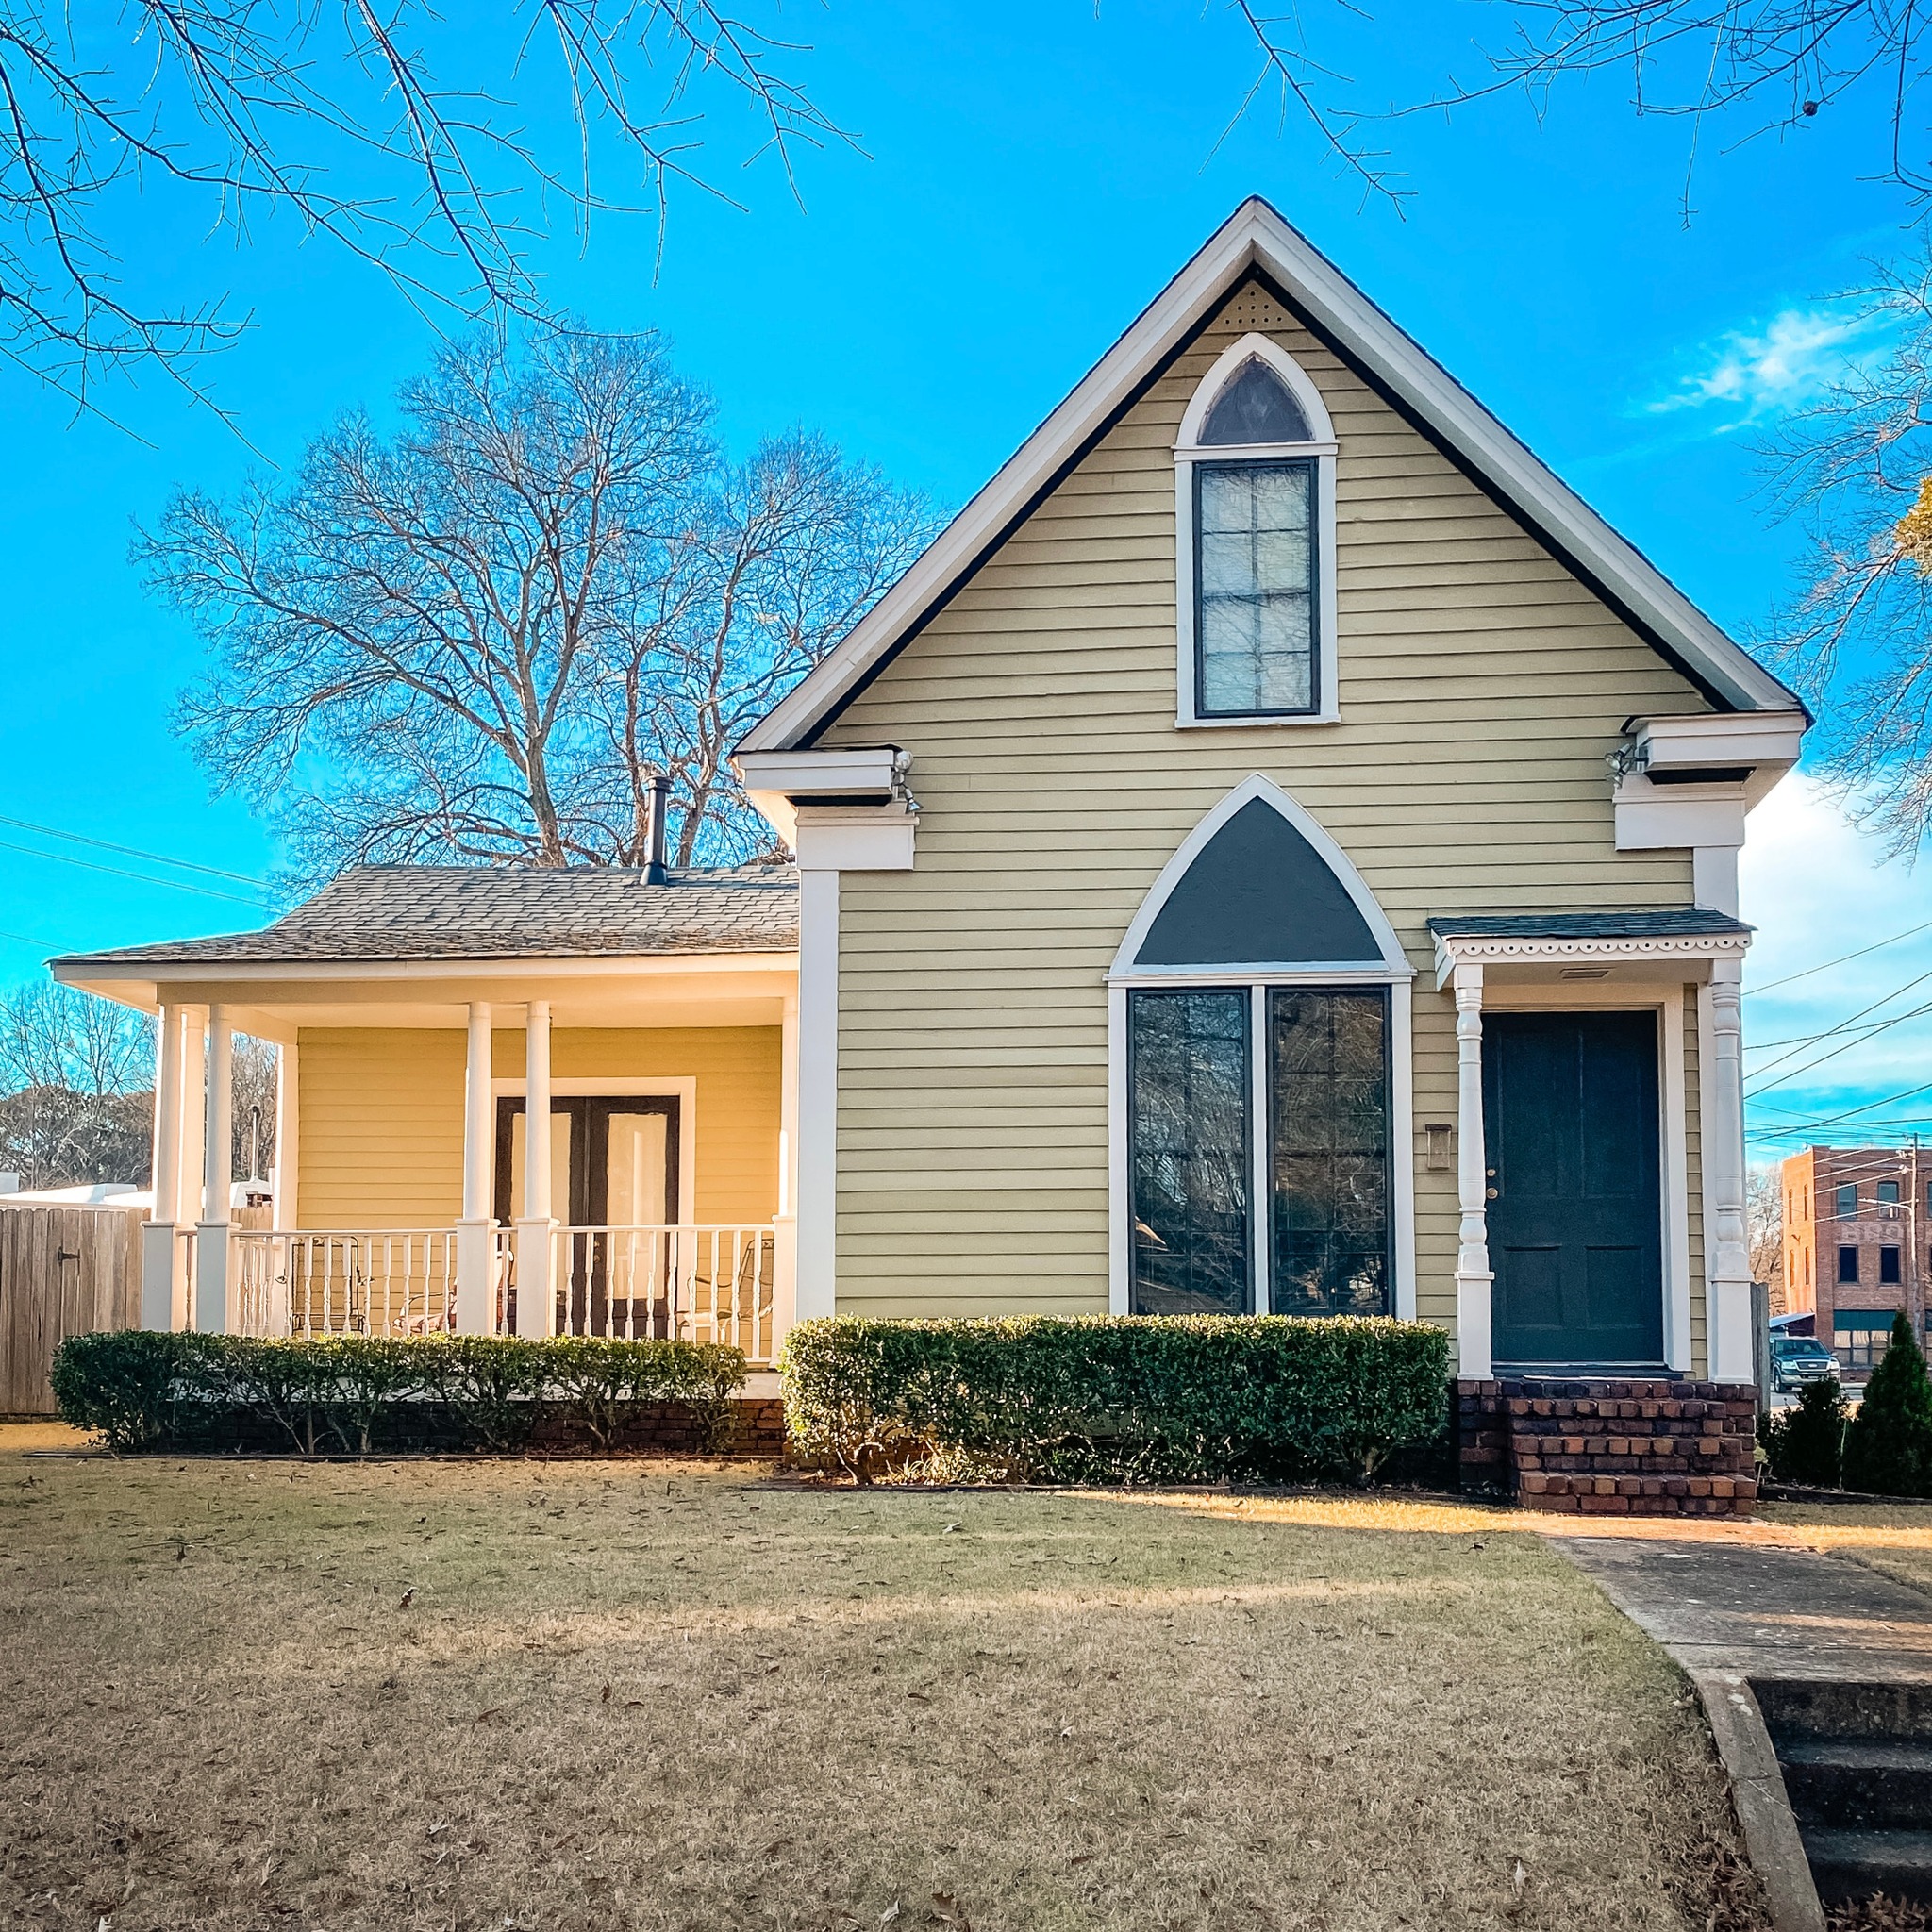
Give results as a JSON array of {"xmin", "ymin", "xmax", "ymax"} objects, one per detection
[{"xmin": 644, "ymin": 774, "xmax": 670, "ymax": 886}]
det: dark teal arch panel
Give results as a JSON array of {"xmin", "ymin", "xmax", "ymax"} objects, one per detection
[{"xmin": 1135, "ymin": 797, "xmax": 1382, "ymax": 966}]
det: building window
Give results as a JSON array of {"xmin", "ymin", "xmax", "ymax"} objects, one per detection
[
  {"xmin": 1837, "ymin": 1183, "xmax": 1858, "ymax": 1219},
  {"xmin": 1839, "ymin": 1244, "xmax": 1860, "ymax": 1283},
  {"xmin": 1175, "ymin": 336, "xmax": 1337, "ymax": 728},
  {"xmin": 1195, "ymin": 462, "xmax": 1317, "ymax": 717},
  {"xmin": 1127, "ymin": 985, "xmax": 1391, "ymax": 1317},
  {"xmin": 1835, "ymin": 1313, "xmax": 1899, "ymax": 1376},
  {"xmin": 1879, "ymin": 1179, "xmax": 1901, "ymax": 1207},
  {"xmin": 1882, "ymin": 1245, "xmax": 1903, "ymax": 1285}
]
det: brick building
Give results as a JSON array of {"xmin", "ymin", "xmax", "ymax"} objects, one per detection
[{"xmin": 1781, "ymin": 1145, "xmax": 1931, "ymax": 1378}]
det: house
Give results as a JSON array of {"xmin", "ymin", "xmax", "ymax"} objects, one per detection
[
  {"xmin": 1782, "ymin": 1145, "xmax": 1930, "ymax": 1379},
  {"xmin": 57, "ymin": 201, "xmax": 1806, "ymax": 1427}
]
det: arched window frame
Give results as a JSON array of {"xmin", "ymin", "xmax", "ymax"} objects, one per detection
[
  {"xmin": 1105, "ymin": 776, "xmax": 1416, "ymax": 1318},
  {"xmin": 1174, "ymin": 333, "xmax": 1341, "ymax": 729}
]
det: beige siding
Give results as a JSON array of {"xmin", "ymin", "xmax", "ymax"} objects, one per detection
[
  {"xmin": 297, "ymin": 1026, "xmax": 780, "ymax": 1228},
  {"xmin": 822, "ymin": 277, "xmax": 1707, "ymax": 1340}
]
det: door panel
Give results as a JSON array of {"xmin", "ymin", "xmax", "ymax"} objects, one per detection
[{"xmin": 1484, "ymin": 1010, "xmax": 1664, "ymax": 1368}]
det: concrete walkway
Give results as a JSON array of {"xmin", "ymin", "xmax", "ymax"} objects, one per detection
[{"xmin": 1558, "ymin": 1535, "xmax": 1932, "ymax": 1682}]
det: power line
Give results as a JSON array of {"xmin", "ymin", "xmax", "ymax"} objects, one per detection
[
  {"xmin": 0, "ymin": 838, "xmax": 266, "ymax": 908},
  {"xmin": 0, "ymin": 812, "xmax": 266, "ymax": 889},
  {"xmin": 1746, "ymin": 913, "xmax": 1932, "ymax": 998},
  {"xmin": 1748, "ymin": 998, "xmax": 1932, "ymax": 1054},
  {"xmin": 1745, "ymin": 967, "xmax": 1932, "ymax": 1095},
  {"xmin": 0, "ymin": 926, "xmax": 66, "ymax": 951}
]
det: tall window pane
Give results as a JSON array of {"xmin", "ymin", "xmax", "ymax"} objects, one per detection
[
  {"xmin": 1196, "ymin": 460, "xmax": 1315, "ymax": 717},
  {"xmin": 1129, "ymin": 989, "xmax": 1250, "ymax": 1315},
  {"xmin": 1268, "ymin": 989, "xmax": 1390, "ymax": 1316}
]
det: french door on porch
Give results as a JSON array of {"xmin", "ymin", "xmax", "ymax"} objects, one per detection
[
  {"xmin": 1482, "ymin": 1010, "xmax": 1665, "ymax": 1370},
  {"xmin": 493, "ymin": 1096, "xmax": 681, "ymax": 1336}
]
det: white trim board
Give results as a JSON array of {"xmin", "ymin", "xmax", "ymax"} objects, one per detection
[
  {"xmin": 1174, "ymin": 335, "xmax": 1340, "ymax": 729},
  {"xmin": 738, "ymin": 197, "xmax": 1800, "ymax": 755}
]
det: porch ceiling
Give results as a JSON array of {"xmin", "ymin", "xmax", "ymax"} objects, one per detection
[{"xmin": 52, "ymin": 955, "xmax": 797, "ymax": 1045}]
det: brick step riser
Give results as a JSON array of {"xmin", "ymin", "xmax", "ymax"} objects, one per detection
[{"xmin": 1457, "ymin": 1376, "xmax": 1758, "ymax": 1516}]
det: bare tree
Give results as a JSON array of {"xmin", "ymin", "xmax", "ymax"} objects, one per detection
[
  {"xmin": 232, "ymin": 1034, "xmax": 277, "ymax": 1186},
  {"xmin": 0, "ymin": 979, "xmax": 154, "ymax": 1188},
  {"xmin": 142, "ymin": 322, "xmax": 938, "ymax": 879},
  {"xmin": 1228, "ymin": 2, "xmax": 1932, "ymax": 212},
  {"xmin": 1753, "ymin": 244, "xmax": 1932, "ymax": 848},
  {"xmin": 1748, "ymin": 1162, "xmax": 1787, "ymax": 1308},
  {"xmin": 0, "ymin": 0, "xmax": 847, "ymax": 410}
]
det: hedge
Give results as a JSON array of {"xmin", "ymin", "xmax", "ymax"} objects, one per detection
[
  {"xmin": 1843, "ymin": 1313, "xmax": 1932, "ymax": 1498},
  {"xmin": 1757, "ymin": 1374, "xmax": 1849, "ymax": 1489},
  {"xmin": 778, "ymin": 1314, "xmax": 1451, "ymax": 1486},
  {"xmin": 50, "ymin": 1331, "xmax": 746, "ymax": 1457}
]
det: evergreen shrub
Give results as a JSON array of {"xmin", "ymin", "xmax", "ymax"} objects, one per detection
[
  {"xmin": 1842, "ymin": 1313, "xmax": 1932, "ymax": 1498},
  {"xmin": 1757, "ymin": 1374, "xmax": 1849, "ymax": 1489},
  {"xmin": 778, "ymin": 1314, "xmax": 1451, "ymax": 1486},
  {"xmin": 51, "ymin": 1331, "xmax": 744, "ymax": 1456}
]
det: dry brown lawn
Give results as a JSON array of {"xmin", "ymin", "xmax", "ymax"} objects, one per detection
[
  {"xmin": 1757, "ymin": 1500, "xmax": 1932, "ymax": 1595},
  {"xmin": 0, "ymin": 1425, "xmax": 1761, "ymax": 1932}
]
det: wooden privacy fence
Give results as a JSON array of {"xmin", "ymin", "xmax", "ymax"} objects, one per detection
[{"xmin": 0, "ymin": 1206, "xmax": 143, "ymax": 1416}]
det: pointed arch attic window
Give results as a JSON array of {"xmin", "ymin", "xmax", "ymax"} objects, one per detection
[
  {"xmin": 1174, "ymin": 333, "xmax": 1339, "ymax": 727},
  {"xmin": 1112, "ymin": 778, "xmax": 1411, "ymax": 1324}
]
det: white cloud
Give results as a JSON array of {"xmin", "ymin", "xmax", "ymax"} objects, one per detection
[
  {"xmin": 1650, "ymin": 306, "xmax": 1883, "ymax": 420},
  {"xmin": 1740, "ymin": 774, "xmax": 1932, "ymax": 1151}
]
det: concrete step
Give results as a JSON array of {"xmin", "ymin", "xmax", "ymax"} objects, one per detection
[
  {"xmin": 1799, "ymin": 1826, "xmax": 1932, "ymax": 1905},
  {"xmin": 1756, "ymin": 1677, "xmax": 1932, "ymax": 1745},
  {"xmin": 1780, "ymin": 1739, "xmax": 1932, "ymax": 1831}
]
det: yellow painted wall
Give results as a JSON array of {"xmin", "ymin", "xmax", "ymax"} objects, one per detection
[
  {"xmin": 296, "ymin": 1025, "xmax": 780, "ymax": 1228},
  {"xmin": 819, "ymin": 275, "xmax": 1714, "ymax": 1342}
]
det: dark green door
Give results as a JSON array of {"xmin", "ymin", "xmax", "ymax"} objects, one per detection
[{"xmin": 1483, "ymin": 1010, "xmax": 1664, "ymax": 1369}]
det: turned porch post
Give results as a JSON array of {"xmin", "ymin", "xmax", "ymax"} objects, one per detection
[
  {"xmin": 454, "ymin": 1002, "xmax": 497, "ymax": 1332},
  {"xmin": 1704, "ymin": 958, "xmax": 1754, "ymax": 1382},
  {"xmin": 194, "ymin": 1004, "xmax": 235, "ymax": 1333},
  {"xmin": 513, "ymin": 999, "xmax": 555, "ymax": 1338},
  {"xmin": 1452, "ymin": 962, "xmax": 1493, "ymax": 1379}
]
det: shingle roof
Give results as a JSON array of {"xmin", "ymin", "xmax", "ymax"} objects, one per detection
[
  {"xmin": 57, "ymin": 865, "xmax": 800, "ymax": 968},
  {"xmin": 1425, "ymin": 909, "xmax": 1752, "ymax": 941}
]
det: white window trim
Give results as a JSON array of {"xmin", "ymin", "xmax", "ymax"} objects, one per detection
[
  {"xmin": 489, "ymin": 1075, "xmax": 698, "ymax": 1227},
  {"xmin": 1174, "ymin": 333, "xmax": 1341, "ymax": 730},
  {"xmin": 1106, "ymin": 775, "xmax": 1415, "ymax": 1321},
  {"xmin": 1471, "ymin": 983, "xmax": 1693, "ymax": 1374}
]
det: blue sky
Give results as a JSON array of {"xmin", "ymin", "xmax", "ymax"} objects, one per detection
[{"xmin": 0, "ymin": 0, "xmax": 1923, "ymax": 1149}]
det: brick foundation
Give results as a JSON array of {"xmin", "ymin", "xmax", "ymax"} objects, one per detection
[{"xmin": 1457, "ymin": 1376, "xmax": 1758, "ymax": 1516}]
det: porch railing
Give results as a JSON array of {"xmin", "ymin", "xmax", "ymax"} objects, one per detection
[
  {"xmin": 230, "ymin": 1222, "xmax": 779, "ymax": 1361},
  {"xmin": 234, "ymin": 1229, "xmax": 458, "ymax": 1338},
  {"xmin": 504, "ymin": 1224, "xmax": 777, "ymax": 1362}
]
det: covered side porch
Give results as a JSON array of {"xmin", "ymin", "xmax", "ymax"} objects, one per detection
[{"xmin": 55, "ymin": 867, "xmax": 801, "ymax": 1365}]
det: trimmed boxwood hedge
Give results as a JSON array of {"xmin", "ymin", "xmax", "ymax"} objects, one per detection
[
  {"xmin": 50, "ymin": 1331, "xmax": 746, "ymax": 1457},
  {"xmin": 779, "ymin": 1314, "xmax": 1450, "ymax": 1486}
]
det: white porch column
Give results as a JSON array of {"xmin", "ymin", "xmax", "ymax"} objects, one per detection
[
  {"xmin": 771, "ymin": 989, "xmax": 800, "ymax": 1350},
  {"xmin": 1453, "ymin": 963, "xmax": 1493, "ymax": 1379},
  {"xmin": 454, "ymin": 1002, "xmax": 496, "ymax": 1333},
  {"xmin": 1703, "ymin": 958, "xmax": 1754, "ymax": 1382},
  {"xmin": 141, "ymin": 1003, "xmax": 184, "ymax": 1330},
  {"xmin": 513, "ymin": 1000, "xmax": 555, "ymax": 1339},
  {"xmin": 794, "ymin": 871, "xmax": 839, "ymax": 1322},
  {"xmin": 195, "ymin": 1005, "xmax": 234, "ymax": 1333},
  {"xmin": 173, "ymin": 1008, "xmax": 206, "ymax": 1330},
  {"xmin": 265, "ymin": 1040, "xmax": 298, "ymax": 1335}
]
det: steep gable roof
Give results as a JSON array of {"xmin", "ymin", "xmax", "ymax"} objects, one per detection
[{"xmin": 739, "ymin": 198, "xmax": 1798, "ymax": 754}]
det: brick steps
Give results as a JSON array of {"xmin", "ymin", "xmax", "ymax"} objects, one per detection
[{"xmin": 1457, "ymin": 1376, "xmax": 1758, "ymax": 1516}]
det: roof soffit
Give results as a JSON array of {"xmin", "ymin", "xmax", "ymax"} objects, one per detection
[{"xmin": 737, "ymin": 198, "xmax": 1801, "ymax": 755}]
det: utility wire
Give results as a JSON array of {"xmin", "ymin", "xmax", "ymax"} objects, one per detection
[
  {"xmin": 1748, "ymin": 998, "xmax": 1932, "ymax": 1053},
  {"xmin": 0, "ymin": 926, "xmax": 67, "ymax": 951},
  {"xmin": 1746, "ymin": 913, "xmax": 1932, "ymax": 999},
  {"xmin": 0, "ymin": 838, "xmax": 266, "ymax": 908},
  {"xmin": 0, "ymin": 812, "xmax": 266, "ymax": 888},
  {"xmin": 1745, "ymin": 967, "xmax": 1932, "ymax": 1094}
]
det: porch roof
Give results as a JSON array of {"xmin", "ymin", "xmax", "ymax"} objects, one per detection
[
  {"xmin": 55, "ymin": 863, "xmax": 800, "ymax": 970},
  {"xmin": 1425, "ymin": 909, "xmax": 1752, "ymax": 941}
]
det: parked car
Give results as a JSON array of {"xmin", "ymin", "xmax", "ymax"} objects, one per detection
[{"xmin": 1770, "ymin": 1335, "xmax": 1840, "ymax": 1392}]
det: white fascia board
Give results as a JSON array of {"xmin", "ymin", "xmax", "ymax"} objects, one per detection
[
  {"xmin": 791, "ymin": 804, "xmax": 916, "ymax": 873},
  {"xmin": 1613, "ymin": 775, "xmax": 1748, "ymax": 853},
  {"xmin": 1629, "ymin": 710, "xmax": 1807, "ymax": 809},
  {"xmin": 737, "ymin": 198, "xmax": 1802, "ymax": 755},
  {"xmin": 736, "ymin": 746, "xmax": 906, "ymax": 848},
  {"xmin": 1431, "ymin": 928, "xmax": 1752, "ymax": 991}
]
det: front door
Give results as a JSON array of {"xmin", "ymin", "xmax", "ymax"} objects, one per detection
[
  {"xmin": 494, "ymin": 1096, "xmax": 681, "ymax": 1334},
  {"xmin": 1483, "ymin": 1010, "xmax": 1664, "ymax": 1369}
]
